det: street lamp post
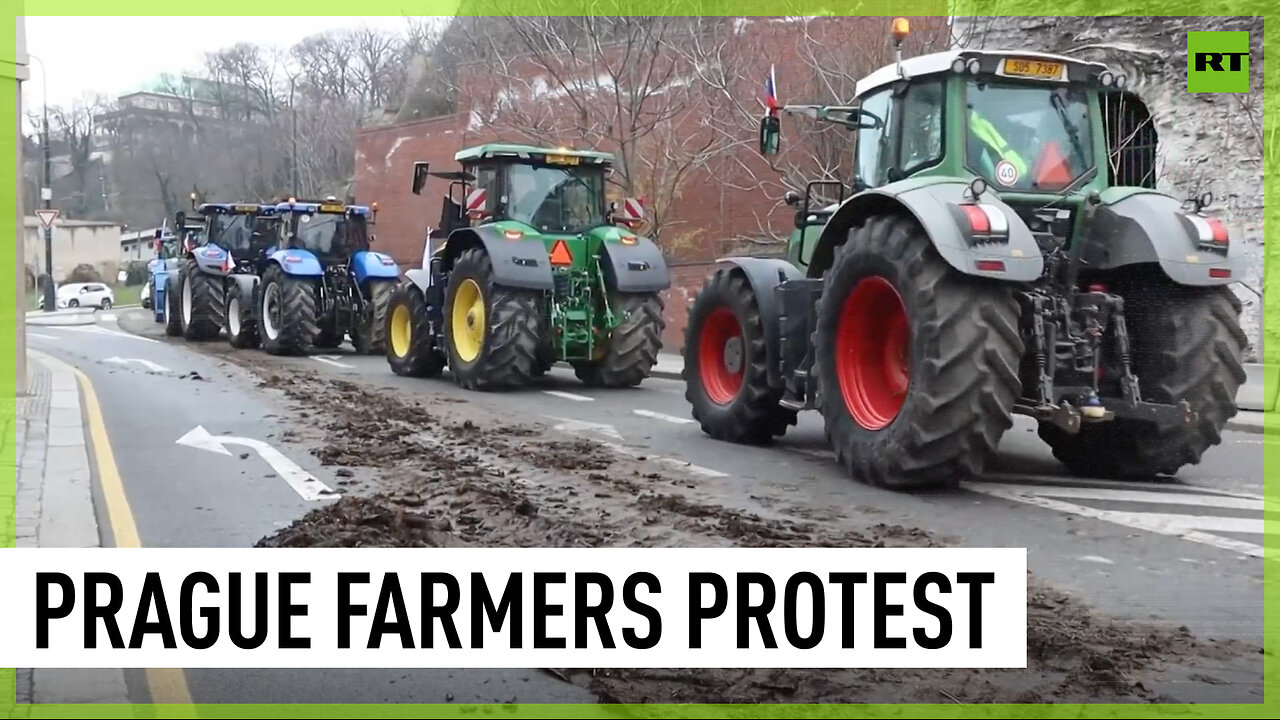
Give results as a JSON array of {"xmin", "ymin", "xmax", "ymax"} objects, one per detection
[
  {"xmin": 30, "ymin": 52, "xmax": 55, "ymax": 312},
  {"xmin": 289, "ymin": 76, "xmax": 298, "ymax": 198}
]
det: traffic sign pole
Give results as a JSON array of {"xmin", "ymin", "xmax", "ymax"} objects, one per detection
[{"xmin": 37, "ymin": 204, "xmax": 58, "ymax": 312}]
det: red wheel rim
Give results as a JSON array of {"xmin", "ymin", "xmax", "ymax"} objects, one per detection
[
  {"xmin": 699, "ymin": 307, "xmax": 745, "ymax": 405},
  {"xmin": 835, "ymin": 276, "xmax": 910, "ymax": 430}
]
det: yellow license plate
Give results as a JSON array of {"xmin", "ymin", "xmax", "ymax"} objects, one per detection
[
  {"xmin": 319, "ymin": 203, "xmax": 345, "ymax": 213},
  {"xmin": 235, "ymin": 204, "xmax": 258, "ymax": 213},
  {"xmin": 1001, "ymin": 58, "xmax": 1064, "ymax": 80},
  {"xmin": 546, "ymin": 154, "xmax": 581, "ymax": 166}
]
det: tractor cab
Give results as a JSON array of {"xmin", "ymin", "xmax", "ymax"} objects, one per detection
[
  {"xmin": 273, "ymin": 197, "xmax": 374, "ymax": 266},
  {"xmin": 179, "ymin": 200, "xmax": 279, "ymax": 262},
  {"xmin": 757, "ymin": 30, "xmax": 1154, "ymax": 269}
]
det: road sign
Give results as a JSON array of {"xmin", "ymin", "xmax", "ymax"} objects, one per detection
[{"xmin": 35, "ymin": 208, "xmax": 59, "ymax": 229}]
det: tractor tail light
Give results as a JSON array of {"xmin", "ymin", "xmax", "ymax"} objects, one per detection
[
  {"xmin": 503, "ymin": 229, "xmax": 524, "ymax": 240},
  {"xmin": 975, "ymin": 260, "xmax": 1006, "ymax": 273},
  {"xmin": 1187, "ymin": 214, "xmax": 1229, "ymax": 250},
  {"xmin": 955, "ymin": 203, "xmax": 1009, "ymax": 245},
  {"xmin": 1209, "ymin": 267, "xmax": 1232, "ymax": 279}
]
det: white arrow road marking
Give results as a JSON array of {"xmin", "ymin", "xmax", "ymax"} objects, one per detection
[
  {"xmin": 632, "ymin": 409, "xmax": 696, "ymax": 424},
  {"xmin": 176, "ymin": 425, "xmax": 339, "ymax": 501},
  {"xmin": 547, "ymin": 416, "xmax": 624, "ymax": 441},
  {"xmin": 544, "ymin": 390, "xmax": 593, "ymax": 402},
  {"xmin": 966, "ymin": 482, "xmax": 1265, "ymax": 559},
  {"xmin": 103, "ymin": 356, "xmax": 173, "ymax": 373},
  {"xmin": 312, "ymin": 355, "xmax": 355, "ymax": 369}
]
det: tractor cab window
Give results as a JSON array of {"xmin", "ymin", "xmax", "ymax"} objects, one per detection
[
  {"xmin": 504, "ymin": 163, "xmax": 605, "ymax": 234},
  {"xmin": 285, "ymin": 212, "xmax": 369, "ymax": 258},
  {"xmin": 898, "ymin": 79, "xmax": 945, "ymax": 174},
  {"xmin": 208, "ymin": 213, "xmax": 252, "ymax": 251},
  {"xmin": 854, "ymin": 88, "xmax": 893, "ymax": 188},
  {"xmin": 965, "ymin": 81, "xmax": 1094, "ymax": 192}
]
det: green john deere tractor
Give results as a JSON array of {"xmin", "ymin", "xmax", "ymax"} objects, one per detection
[
  {"xmin": 386, "ymin": 144, "xmax": 669, "ymax": 390},
  {"xmin": 682, "ymin": 20, "xmax": 1247, "ymax": 488}
]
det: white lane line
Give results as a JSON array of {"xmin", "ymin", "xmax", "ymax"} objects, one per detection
[
  {"xmin": 176, "ymin": 425, "xmax": 339, "ymax": 501},
  {"xmin": 312, "ymin": 355, "xmax": 355, "ymax": 370},
  {"xmin": 548, "ymin": 417, "xmax": 623, "ymax": 441},
  {"xmin": 98, "ymin": 312, "xmax": 118, "ymax": 322},
  {"xmin": 601, "ymin": 442, "xmax": 729, "ymax": 479},
  {"xmin": 632, "ymin": 409, "xmax": 695, "ymax": 424},
  {"xmin": 544, "ymin": 390, "xmax": 593, "ymax": 402},
  {"xmin": 103, "ymin": 356, "xmax": 173, "ymax": 374},
  {"xmin": 988, "ymin": 484, "xmax": 1270, "ymax": 512},
  {"xmin": 967, "ymin": 484, "xmax": 1266, "ymax": 559},
  {"xmin": 60, "ymin": 324, "xmax": 161, "ymax": 344},
  {"xmin": 28, "ymin": 332, "xmax": 58, "ymax": 341}
]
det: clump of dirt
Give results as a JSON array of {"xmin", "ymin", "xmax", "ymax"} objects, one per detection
[{"xmin": 214, "ymin": 359, "xmax": 1258, "ymax": 704}]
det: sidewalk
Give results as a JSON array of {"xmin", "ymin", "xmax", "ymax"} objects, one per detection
[
  {"xmin": 12, "ymin": 351, "xmax": 130, "ymax": 704},
  {"xmin": 653, "ymin": 351, "xmax": 1273, "ymax": 435}
]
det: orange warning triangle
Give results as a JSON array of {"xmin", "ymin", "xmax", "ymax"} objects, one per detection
[
  {"xmin": 549, "ymin": 239, "xmax": 573, "ymax": 266},
  {"xmin": 1032, "ymin": 140, "xmax": 1073, "ymax": 191}
]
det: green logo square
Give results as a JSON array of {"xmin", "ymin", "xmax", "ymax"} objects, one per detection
[{"xmin": 1187, "ymin": 31, "xmax": 1250, "ymax": 93}]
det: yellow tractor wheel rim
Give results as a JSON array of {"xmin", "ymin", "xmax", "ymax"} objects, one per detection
[
  {"xmin": 389, "ymin": 303, "xmax": 412, "ymax": 358},
  {"xmin": 451, "ymin": 278, "xmax": 486, "ymax": 363}
]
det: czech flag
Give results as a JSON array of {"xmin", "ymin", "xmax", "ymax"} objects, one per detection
[{"xmin": 765, "ymin": 65, "xmax": 779, "ymax": 115}]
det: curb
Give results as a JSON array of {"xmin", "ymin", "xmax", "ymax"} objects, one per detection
[{"xmin": 1225, "ymin": 420, "xmax": 1268, "ymax": 436}]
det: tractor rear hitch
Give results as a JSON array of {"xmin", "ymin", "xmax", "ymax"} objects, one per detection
[{"xmin": 1017, "ymin": 400, "xmax": 1083, "ymax": 434}]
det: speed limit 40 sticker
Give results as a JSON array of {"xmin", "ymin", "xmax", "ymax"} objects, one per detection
[{"xmin": 995, "ymin": 160, "xmax": 1019, "ymax": 186}]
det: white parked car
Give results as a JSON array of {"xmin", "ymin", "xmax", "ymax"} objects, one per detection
[{"xmin": 39, "ymin": 282, "xmax": 115, "ymax": 310}]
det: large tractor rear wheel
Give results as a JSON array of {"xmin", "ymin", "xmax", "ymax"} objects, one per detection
[
  {"xmin": 226, "ymin": 282, "xmax": 259, "ymax": 349},
  {"xmin": 1038, "ymin": 276, "xmax": 1247, "ymax": 478},
  {"xmin": 815, "ymin": 214, "xmax": 1023, "ymax": 490},
  {"xmin": 180, "ymin": 259, "xmax": 225, "ymax": 341},
  {"xmin": 163, "ymin": 274, "xmax": 184, "ymax": 337},
  {"xmin": 258, "ymin": 265, "xmax": 319, "ymax": 356},
  {"xmin": 573, "ymin": 291, "xmax": 665, "ymax": 388},
  {"xmin": 353, "ymin": 279, "xmax": 397, "ymax": 354},
  {"xmin": 386, "ymin": 283, "xmax": 446, "ymax": 378},
  {"xmin": 684, "ymin": 268, "xmax": 797, "ymax": 444},
  {"xmin": 444, "ymin": 247, "xmax": 540, "ymax": 390}
]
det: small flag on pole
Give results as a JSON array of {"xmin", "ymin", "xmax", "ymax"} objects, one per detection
[{"xmin": 764, "ymin": 65, "xmax": 780, "ymax": 114}]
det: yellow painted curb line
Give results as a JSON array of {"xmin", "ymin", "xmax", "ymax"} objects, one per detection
[{"xmin": 32, "ymin": 351, "xmax": 197, "ymax": 710}]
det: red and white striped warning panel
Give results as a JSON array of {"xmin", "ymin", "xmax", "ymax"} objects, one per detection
[{"xmin": 465, "ymin": 188, "xmax": 488, "ymax": 213}]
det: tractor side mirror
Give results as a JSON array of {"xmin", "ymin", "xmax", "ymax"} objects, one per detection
[
  {"xmin": 411, "ymin": 161, "xmax": 430, "ymax": 196},
  {"xmin": 783, "ymin": 191, "xmax": 802, "ymax": 208},
  {"xmin": 759, "ymin": 115, "xmax": 781, "ymax": 156}
]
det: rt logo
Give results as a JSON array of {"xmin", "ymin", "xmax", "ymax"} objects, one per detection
[{"xmin": 1187, "ymin": 31, "xmax": 1250, "ymax": 93}]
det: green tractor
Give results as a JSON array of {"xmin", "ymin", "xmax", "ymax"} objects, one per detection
[
  {"xmin": 386, "ymin": 144, "xmax": 669, "ymax": 389},
  {"xmin": 682, "ymin": 20, "xmax": 1247, "ymax": 488}
]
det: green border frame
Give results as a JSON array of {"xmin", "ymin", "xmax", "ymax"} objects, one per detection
[{"xmin": 2, "ymin": 2, "xmax": 1275, "ymax": 717}]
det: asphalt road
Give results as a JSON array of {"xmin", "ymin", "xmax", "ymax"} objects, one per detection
[
  {"xmin": 26, "ymin": 308, "xmax": 1270, "ymax": 702},
  {"xmin": 25, "ymin": 314, "xmax": 595, "ymax": 704}
]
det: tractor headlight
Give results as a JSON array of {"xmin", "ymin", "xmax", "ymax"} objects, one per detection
[
  {"xmin": 1099, "ymin": 71, "xmax": 1115, "ymax": 87},
  {"xmin": 966, "ymin": 58, "xmax": 981, "ymax": 74},
  {"xmin": 951, "ymin": 57, "xmax": 967, "ymax": 73},
  {"xmin": 1115, "ymin": 73, "xmax": 1128, "ymax": 89}
]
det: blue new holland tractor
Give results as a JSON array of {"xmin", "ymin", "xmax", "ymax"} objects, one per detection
[
  {"xmin": 255, "ymin": 198, "xmax": 401, "ymax": 355},
  {"xmin": 161, "ymin": 200, "xmax": 281, "ymax": 342}
]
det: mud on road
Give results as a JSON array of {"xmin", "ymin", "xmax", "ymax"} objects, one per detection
[{"xmin": 123, "ymin": 318, "xmax": 1258, "ymax": 703}]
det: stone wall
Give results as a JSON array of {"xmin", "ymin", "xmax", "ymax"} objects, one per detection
[{"xmin": 956, "ymin": 15, "xmax": 1266, "ymax": 358}]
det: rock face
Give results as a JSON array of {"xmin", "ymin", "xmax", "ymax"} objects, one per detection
[{"xmin": 956, "ymin": 16, "xmax": 1265, "ymax": 359}]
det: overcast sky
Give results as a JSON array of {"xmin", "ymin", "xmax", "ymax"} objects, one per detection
[{"xmin": 22, "ymin": 16, "xmax": 442, "ymax": 114}]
